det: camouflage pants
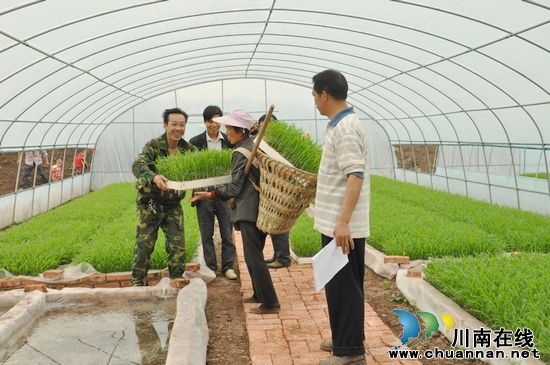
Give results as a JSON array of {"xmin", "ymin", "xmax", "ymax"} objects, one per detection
[{"xmin": 132, "ymin": 200, "xmax": 186, "ymax": 282}]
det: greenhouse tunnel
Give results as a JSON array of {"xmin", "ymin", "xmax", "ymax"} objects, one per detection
[{"xmin": 0, "ymin": 0, "xmax": 549, "ymax": 230}]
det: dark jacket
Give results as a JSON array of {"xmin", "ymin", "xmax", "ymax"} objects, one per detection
[
  {"xmin": 133, "ymin": 133, "xmax": 195, "ymax": 204},
  {"xmin": 189, "ymin": 131, "xmax": 235, "ymax": 150},
  {"xmin": 214, "ymin": 137, "xmax": 260, "ymax": 223}
]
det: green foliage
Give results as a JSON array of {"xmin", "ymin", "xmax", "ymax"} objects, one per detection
[
  {"xmin": 289, "ymin": 211, "xmax": 321, "ymax": 257},
  {"xmin": 263, "ymin": 121, "xmax": 322, "ymax": 174},
  {"xmin": 425, "ymin": 253, "xmax": 550, "ymax": 356},
  {"xmin": 369, "ymin": 191, "xmax": 505, "ymax": 259},
  {"xmin": 370, "ymin": 175, "xmax": 550, "ymax": 255},
  {"xmin": 156, "ymin": 148, "xmax": 232, "ymax": 181},
  {"xmin": 521, "ymin": 172, "xmax": 548, "ymax": 180},
  {"xmin": 0, "ymin": 183, "xmax": 199, "ymax": 275},
  {"xmin": 291, "ymin": 174, "xmax": 550, "ymax": 260}
]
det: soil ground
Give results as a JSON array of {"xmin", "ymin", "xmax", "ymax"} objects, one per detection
[{"xmin": 0, "ymin": 150, "xmax": 93, "ymax": 196}]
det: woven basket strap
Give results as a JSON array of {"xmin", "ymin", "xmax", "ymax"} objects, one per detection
[{"xmin": 233, "ymin": 147, "xmax": 259, "ymax": 168}]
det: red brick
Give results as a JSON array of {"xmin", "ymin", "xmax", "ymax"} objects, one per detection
[
  {"xmin": 120, "ymin": 281, "xmax": 131, "ymax": 287},
  {"xmin": 78, "ymin": 274, "xmax": 106, "ymax": 284},
  {"xmin": 43, "ymin": 269, "xmax": 64, "ymax": 279},
  {"xmin": 21, "ymin": 278, "xmax": 42, "ymax": 286},
  {"xmin": 106, "ymin": 272, "xmax": 132, "ymax": 281},
  {"xmin": 384, "ymin": 255, "xmax": 410, "ymax": 264},
  {"xmin": 24, "ymin": 283, "xmax": 47, "ymax": 293},
  {"xmin": 185, "ymin": 262, "xmax": 200, "ymax": 272},
  {"xmin": 0, "ymin": 278, "xmax": 21, "ymax": 287},
  {"xmin": 146, "ymin": 279, "xmax": 160, "ymax": 286},
  {"xmin": 407, "ymin": 269, "xmax": 422, "ymax": 277},
  {"xmin": 170, "ymin": 278, "xmax": 189, "ymax": 288}
]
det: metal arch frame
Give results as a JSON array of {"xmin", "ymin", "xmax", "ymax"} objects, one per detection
[
  {"xmin": 11, "ymin": 67, "xmax": 536, "ymax": 202},
  {"xmin": 359, "ymin": 78, "xmax": 456, "ymax": 192},
  {"xmin": 98, "ymin": 37, "xmax": 463, "ymax": 183},
  {"xmin": 0, "ymin": 1, "xmax": 42, "ymax": 17},
  {"xmin": 0, "ymin": 8, "xmax": 468, "ymax": 124},
  {"xmin": 107, "ymin": 47, "xmax": 391, "ymax": 92},
  {"xmin": 0, "ymin": 30, "xmax": 401, "ymax": 142},
  {"xmin": 5, "ymin": 27, "xmax": 544, "ymax": 139},
  {"xmin": 10, "ymin": 27, "xmax": 434, "ymax": 139},
  {"xmin": 1, "ymin": 2, "xmax": 548, "ymax": 203},
  {"xmin": 2, "ymin": 5, "xmax": 548, "ymax": 105},
  {"xmin": 0, "ymin": 13, "xmax": 515, "ymax": 120},
  {"xmin": 388, "ymin": 0, "xmax": 550, "ymax": 197}
]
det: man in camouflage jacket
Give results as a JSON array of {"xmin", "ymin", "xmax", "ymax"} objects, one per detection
[{"xmin": 131, "ymin": 107, "xmax": 195, "ymax": 286}]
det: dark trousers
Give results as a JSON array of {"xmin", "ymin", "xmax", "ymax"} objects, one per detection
[
  {"xmin": 270, "ymin": 232, "xmax": 291, "ymax": 265},
  {"xmin": 322, "ymin": 234, "xmax": 366, "ymax": 356},
  {"xmin": 238, "ymin": 221, "xmax": 278, "ymax": 306},
  {"xmin": 196, "ymin": 198, "xmax": 235, "ymax": 273},
  {"xmin": 21, "ymin": 163, "xmax": 49, "ymax": 189}
]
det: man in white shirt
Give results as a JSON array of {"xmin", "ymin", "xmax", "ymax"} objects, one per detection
[
  {"xmin": 189, "ymin": 105, "xmax": 237, "ymax": 280},
  {"xmin": 312, "ymin": 70, "xmax": 370, "ymax": 365},
  {"xmin": 18, "ymin": 150, "xmax": 50, "ymax": 190}
]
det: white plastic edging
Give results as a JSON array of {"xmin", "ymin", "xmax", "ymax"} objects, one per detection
[
  {"xmin": 289, "ymin": 247, "xmax": 312, "ymax": 264},
  {"xmin": 0, "ymin": 290, "xmax": 46, "ymax": 361},
  {"xmin": 165, "ymin": 278, "xmax": 208, "ymax": 365},
  {"xmin": 395, "ymin": 270, "xmax": 545, "ymax": 365},
  {"xmin": 364, "ymin": 243, "xmax": 400, "ymax": 279},
  {"xmin": 166, "ymin": 175, "xmax": 232, "ymax": 191}
]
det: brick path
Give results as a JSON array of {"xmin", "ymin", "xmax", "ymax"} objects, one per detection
[{"xmin": 233, "ymin": 231, "xmax": 422, "ymax": 365}]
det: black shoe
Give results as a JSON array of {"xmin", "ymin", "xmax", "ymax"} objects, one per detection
[{"xmin": 249, "ymin": 303, "xmax": 281, "ymax": 314}]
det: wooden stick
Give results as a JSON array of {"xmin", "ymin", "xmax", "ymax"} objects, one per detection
[{"xmin": 245, "ymin": 105, "xmax": 274, "ymax": 175}]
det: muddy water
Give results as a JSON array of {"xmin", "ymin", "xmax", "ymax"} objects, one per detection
[{"xmin": 2, "ymin": 299, "xmax": 176, "ymax": 365}]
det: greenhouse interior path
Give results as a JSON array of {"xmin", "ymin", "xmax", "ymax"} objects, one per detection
[{"xmin": 234, "ymin": 231, "xmax": 421, "ymax": 365}]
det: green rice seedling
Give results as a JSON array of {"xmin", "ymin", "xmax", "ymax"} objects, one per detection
[
  {"xmin": 0, "ymin": 183, "xmax": 200, "ymax": 275},
  {"xmin": 263, "ymin": 121, "xmax": 322, "ymax": 174},
  {"xmin": 425, "ymin": 253, "xmax": 550, "ymax": 359},
  {"xmin": 0, "ymin": 183, "xmax": 135, "ymax": 275},
  {"xmin": 369, "ymin": 192, "xmax": 505, "ymax": 259},
  {"xmin": 156, "ymin": 148, "xmax": 232, "ymax": 181},
  {"xmin": 290, "ymin": 211, "xmax": 321, "ymax": 257},
  {"xmin": 521, "ymin": 172, "xmax": 548, "ymax": 179},
  {"xmin": 371, "ymin": 175, "xmax": 550, "ymax": 253}
]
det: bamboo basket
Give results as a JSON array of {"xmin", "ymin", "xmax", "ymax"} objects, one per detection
[{"xmin": 254, "ymin": 150, "xmax": 317, "ymax": 235}]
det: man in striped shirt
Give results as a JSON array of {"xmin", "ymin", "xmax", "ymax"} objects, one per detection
[{"xmin": 312, "ymin": 69, "xmax": 370, "ymax": 365}]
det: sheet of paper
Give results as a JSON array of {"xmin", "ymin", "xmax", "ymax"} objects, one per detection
[{"xmin": 311, "ymin": 238, "xmax": 349, "ymax": 292}]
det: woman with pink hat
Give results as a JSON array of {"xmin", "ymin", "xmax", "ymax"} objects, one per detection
[{"xmin": 189, "ymin": 109, "xmax": 280, "ymax": 314}]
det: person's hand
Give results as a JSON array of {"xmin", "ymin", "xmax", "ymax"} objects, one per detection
[
  {"xmin": 153, "ymin": 174, "xmax": 171, "ymax": 191},
  {"xmin": 189, "ymin": 191, "xmax": 211, "ymax": 203},
  {"xmin": 333, "ymin": 220, "xmax": 354, "ymax": 255}
]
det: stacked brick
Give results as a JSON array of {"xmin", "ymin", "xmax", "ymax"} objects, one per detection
[{"xmin": 0, "ymin": 263, "xmax": 200, "ymax": 292}]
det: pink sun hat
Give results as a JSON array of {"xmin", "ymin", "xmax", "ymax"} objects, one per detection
[{"xmin": 213, "ymin": 109, "xmax": 254, "ymax": 130}]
